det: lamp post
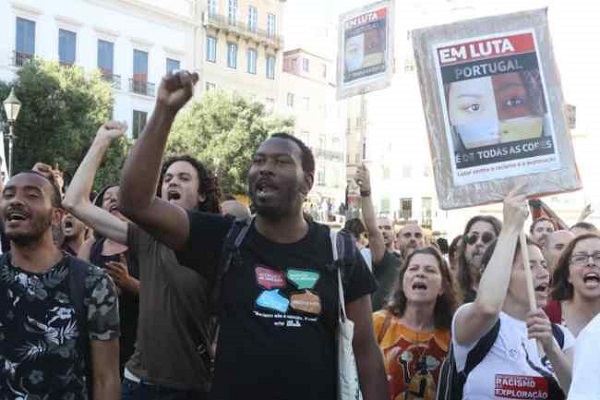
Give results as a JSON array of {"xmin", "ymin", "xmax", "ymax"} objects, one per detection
[{"xmin": 3, "ymin": 88, "xmax": 21, "ymax": 177}]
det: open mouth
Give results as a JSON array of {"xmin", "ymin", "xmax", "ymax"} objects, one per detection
[
  {"xmin": 167, "ymin": 190, "xmax": 181, "ymax": 201},
  {"xmin": 534, "ymin": 283, "xmax": 548, "ymax": 293},
  {"xmin": 255, "ymin": 181, "xmax": 277, "ymax": 198},
  {"xmin": 108, "ymin": 205, "xmax": 120, "ymax": 214},
  {"xmin": 412, "ymin": 282, "xmax": 428, "ymax": 291},
  {"xmin": 584, "ymin": 273, "xmax": 600, "ymax": 286},
  {"xmin": 6, "ymin": 209, "xmax": 29, "ymax": 223}
]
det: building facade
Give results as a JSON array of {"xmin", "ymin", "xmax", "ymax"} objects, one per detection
[
  {"xmin": 199, "ymin": 0, "xmax": 286, "ymax": 108},
  {"xmin": 0, "ymin": 0, "xmax": 199, "ymax": 138},
  {"xmin": 278, "ymin": 48, "xmax": 346, "ymax": 211}
]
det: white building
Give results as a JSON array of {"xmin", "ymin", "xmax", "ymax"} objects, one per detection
[
  {"xmin": 278, "ymin": 48, "xmax": 347, "ymax": 208},
  {"xmin": 0, "ymin": 0, "xmax": 199, "ymax": 138}
]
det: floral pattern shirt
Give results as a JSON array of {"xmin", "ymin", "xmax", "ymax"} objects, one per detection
[{"xmin": 0, "ymin": 255, "xmax": 120, "ymax": 400}]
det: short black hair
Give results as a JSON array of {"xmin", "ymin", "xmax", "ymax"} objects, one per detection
[
  {"xmin": 12, "ymin": 170, "xmax": 62, "ymax": 208},
  {"xmin": 270, "ymin": 133, "xmax": 315, "ymax": 175},
  {"xmin": 159, "ymin": 155, "xmax": 221, "ymax": 213},
  {"xmin": 571, "ymin": 221, "xmax": 598, "ymax": 233},
  {"xmin": 343, "ymin": 218, "xmax": 366, "ymax": 240}
]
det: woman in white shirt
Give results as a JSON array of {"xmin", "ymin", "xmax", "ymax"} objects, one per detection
[{"xmin": 452, "ymin": 189, "xmax": 574, "ymax": 399}]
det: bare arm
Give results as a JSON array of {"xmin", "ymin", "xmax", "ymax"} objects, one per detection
[
  {"xmin": 356, "ymin": 164, "xmax": 384, "ymax": 265},
  {"xmin": 62, "ymin": 122, "xmax": 128, "ymax": 244},
  {"xmin": 347, "ymin": 295, "xmax": 388, "ymax": 400},
  {"xmin": 119, "ymin": 72, "xmax": 198, "ymax": 251},
  {"xmin": 91, "ymin": 338, "xmax": 120, "ymax": 400},
  {"xmin": 78, "ymin": 238, "xmax": 94, "ymax": 262},
  {"xmin": 454, "ymin": 188, "xmax": 528, "ymax": 346}
]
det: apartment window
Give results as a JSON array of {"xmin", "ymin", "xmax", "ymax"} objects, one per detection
[
  {"xmin": 400, "ymin": 198, "xmax": 413, "ymax": 220},
  {"xmin": 317, "ymin": 168, "xmax": 326, "ymax": 186},
  {"xmin": 248, "ymin": 6, "xmax": 258, "ymax": 32},
  {"xmin": 267, "ymin": 13, "xmax": 276, "ymax": 37},
  {"xmin": 402, "ymin": 164, "xmax": 412, "ymax": 178},
  {"xmin": 15, "ymin": 17, "xmax": 36, "ymax": 65},
  {"xmin": 228, "ymin": 0, "xmax": 238, "ymax": 25},
  {"xmin": 246, "ymin": 49, "xmax": 257, "ymax": 74},
  {"xmin": 206, "ymin": 81, "xmax": 216, "ymax": 91},
  {"xmin": 421, "ymin": 197, "xmax": 433, "ymax": 228},
  {"xmin": 166, "ymin": 58, "xmax": 180, "ymax": 74},
  {"xmin": 208, "ymin": 0, "xmax": 218, "ymax": 16},
  {"xmin": 132, "ymin": 110, "xmax": 148, "ymax": 139},
  {"xmin": 97, "ymin": 40, "xmax": 114, "ymax": 74},
  {"xmin": 58, "ymin": 29, "xmax": 76, "ymax": 65},
  {"xmin": 302, "ymin": 58, "xmax": 310, "ymax": 72},
  {"xmin": 382, "ymin": 166, "xmax": 391, "ymax": 180},
  {"xmin": 206, "ymin": 36, "xmax": 217, "ymax": 62},
  {"xmin": 227, "ymin": 42, "xmax": 238, "ymax": 68},
  {"xmin": 286, "ymin": 93, "xmax": 294, "ymax": 108},
  {"xmin": 380, "ymin": 198, "xmax": 390, "ymax": 214},
  {"xmin": 133, "ymin": 49, "xmax": 148, "ymax": 82},
  {"xmin": 266, "ymin": 55, "xmax": 275, "ymax": 79}
]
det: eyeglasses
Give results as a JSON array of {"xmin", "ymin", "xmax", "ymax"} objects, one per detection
[
  {"xmin": 570, "ymin": 252, "xmax": 600, "ymax": 266},
  {"xmin": 465, "ymin": 232, "xmax": 495, "ymax": 246}
]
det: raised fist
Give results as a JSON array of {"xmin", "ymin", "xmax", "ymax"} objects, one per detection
[{"xmin": 157, "ymin": 70, "xmax": 199, "ymax": 114}]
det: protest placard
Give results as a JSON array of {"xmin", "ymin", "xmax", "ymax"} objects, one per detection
[
  {"xmin": 412, "ymin": 9, "xmax": 581, "ymax": 209},
  {"xmin": 337, "ymin": 0, "xmax": 394, "ymax": 99}
]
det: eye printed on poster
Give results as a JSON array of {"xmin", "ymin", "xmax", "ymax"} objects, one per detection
[
  {"xmin": 412, "ymin": 9, "xmax": 581, "ymax": 209},
  {"xmin": 337, "ymin": 0, "xmax": 395, "ymax": 100}
]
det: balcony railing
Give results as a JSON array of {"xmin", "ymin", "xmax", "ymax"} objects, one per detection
[
  {"xmin": 204, "ymin": 12, "xmax": 282, "ymax": 50},
  {"xmin": 101, "ymin": 72, "xmax": 122, "ymax": 90},
  {"xmin": 314, "ymin": 148, "xmax": 345, "ymax": 163},
  {"xmin": 12, "ymin": 51, "xmax": 34, "ymax": 67},
  {"xmin": 129, "ymin": 79, "xmax": 155, "ymax": 97}
]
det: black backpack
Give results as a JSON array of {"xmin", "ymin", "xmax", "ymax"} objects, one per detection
[{"xmin": 436, "ymin": 319, "xmax": 565, "ymax": 400}]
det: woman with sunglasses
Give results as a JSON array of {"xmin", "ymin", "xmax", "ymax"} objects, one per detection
[
  {"xmin": 374, "ymin": 246, "xmax": 458, "ymax": 400},
  {"xmin": 452, "ymin": 190, "xmax": 574, "ymax": 399},
  {"xmin": 456, "ymin": 215, "xmax": 502, "ymax": 302},
  {"xmin": 549, "ymin": 233, "xmax": 600, "ymax": 337}
]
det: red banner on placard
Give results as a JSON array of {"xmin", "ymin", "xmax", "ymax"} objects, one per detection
[{"xmin": 438, "ymin": 34, "xmax": 536, "ymax": 66}]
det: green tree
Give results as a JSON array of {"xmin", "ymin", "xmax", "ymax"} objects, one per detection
[
  {"xmin": 167, "ymin": 90, "xmax": 294, "ymax": 195},
  {"xmin": 0, "ymin": 59, "xmax": 130, "ymax": 189}
]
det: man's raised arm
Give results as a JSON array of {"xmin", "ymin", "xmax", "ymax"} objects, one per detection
[{"xmin": 119, "ymin": 71, "xmax": 198, "ymax": 250}]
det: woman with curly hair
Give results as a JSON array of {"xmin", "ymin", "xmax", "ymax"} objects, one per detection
[
  {"xmin": 63, "ymin": 122, "xmax": 221, "ymax": 399},
  {"xmin": 373, "ymin": 246, "xmax": 458, "ymax": 400},
  {"xmin": 547, "ymin": 233, "xmax": 600, "ymax": 337}
]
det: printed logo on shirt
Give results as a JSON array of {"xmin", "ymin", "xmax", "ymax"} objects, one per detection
[
  {"xmin": 256, "ymin": 289, "xmax": 289, "ymax": 313},
  {"xmin": 287, "ymin": 269, "xmax": 320, "ymax": 290},
  {"xmin": 290, "ymin": 290, "xmax": 322, "ymax": 315},
  {"xmin": 494, "ymin": 374, "xmax": 549, "ymax": 399},
  {"xmin": 255, "ymin": 266, "xmax": 286, "ymax": 290}
]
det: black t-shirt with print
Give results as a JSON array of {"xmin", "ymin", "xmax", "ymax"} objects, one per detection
[
  {"xmin": 0, "ymin": 254, "xmax": 120, "ymax": 400},
  {"xmin": 177, "ymin": 211, "xmax": 377, "ymax": 400}
]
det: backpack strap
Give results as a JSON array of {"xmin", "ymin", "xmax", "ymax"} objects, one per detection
[
  {"xmin": 210, "ymin": 216, "xmax": 253, "ymax": 316},
  {"xmin": 460, "ymin": 319, "xmax": 501, "ymax": 380},
  {"xmin": 551, "ymin": 323, "xmax": 565, "ymax": 348},
  {"xmin": 66, "ymin": 255, "xmax": 93, "ymax": 398}
]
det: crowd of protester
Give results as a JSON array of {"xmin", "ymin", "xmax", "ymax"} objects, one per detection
[{"xmin": 1, "ymin": 70, "xmax": 599, "ymax": 400}]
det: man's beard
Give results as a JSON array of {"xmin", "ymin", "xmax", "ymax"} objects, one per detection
[
  {"xmin": 7, "ymin": 214, "xmax": 54, "ymax": 246},
  {"xmin": 250, "ymin": 184, "xmax": 303, "ymax": 221}
]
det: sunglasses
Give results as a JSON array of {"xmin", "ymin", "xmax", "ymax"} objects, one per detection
[{"xmin": 465, "ymin": 232, "xmax": 495, "ymax": 245}]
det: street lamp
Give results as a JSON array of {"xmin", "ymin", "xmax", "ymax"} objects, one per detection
[{"xmin": 3, "ymin": 88, "xmax": 21, "ymax": 177}]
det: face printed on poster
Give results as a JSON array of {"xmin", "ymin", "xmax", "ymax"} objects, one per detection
[{"xmin": 436, "ymin": 31, "xmax": 560, "ymax": 185}]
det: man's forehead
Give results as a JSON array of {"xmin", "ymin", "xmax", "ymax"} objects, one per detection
[
  {"xmin": 377, "ymin": 217, "xmax": 392, "ymax": 226},
  {"xmin": 549, "ymin": 230, "xmax": 574, "ymax": 244},
  {"xmin": 401, "ymin": 224, "xmax": 422, "ymax": 234},
  {"xmin": 6, "ymin": 172, "xmax": 50, "ymax": 190},
  {"xmin": 256, "ymin": 137, "xmax": 301, "ymax": 158}
]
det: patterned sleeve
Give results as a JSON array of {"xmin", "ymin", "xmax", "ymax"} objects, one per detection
[{"xmin": 85, "ymin": 266, "xmax": 120, "ymax": 341}]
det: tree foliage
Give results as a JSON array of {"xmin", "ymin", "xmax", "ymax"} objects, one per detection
[
  {"xmin": 0, "ymin": 59, "xmax": 130, "ymax": 189},
  {"xmin": 166, "ymin": 90, "xmax": 294, "ymax": 195}
]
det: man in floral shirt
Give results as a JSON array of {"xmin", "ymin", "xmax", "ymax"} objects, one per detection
[{"xmin": 0, "ymin": 171, "xmax": 120, "ymax": 399}]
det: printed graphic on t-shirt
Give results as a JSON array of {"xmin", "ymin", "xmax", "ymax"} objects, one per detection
[
  {"xmin": 255, "ymin": 266, "xmax": 286, "ymax": 290},
  {"xmin": 287, "ymin": 269, "xmax": 320, "ymax": 289},
  {"xmin": 253, "ymin": 265, "xmax": 323, "ymax": 327},
  {"xmin": 494, "ymin": 374, "xmax": 549, "ymax": 399},
  {"xmin": 256, "ymin": 289, "xmax": 289, "ymax": 313},
  {"xmin": 290, "ymin": 290, "xmax": 322, "ymax": 315}
]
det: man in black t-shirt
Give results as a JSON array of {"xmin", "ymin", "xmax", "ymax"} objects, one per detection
[{"xmin": 119, "ymin": 71, "xmax": 388, "ymax": 400}]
